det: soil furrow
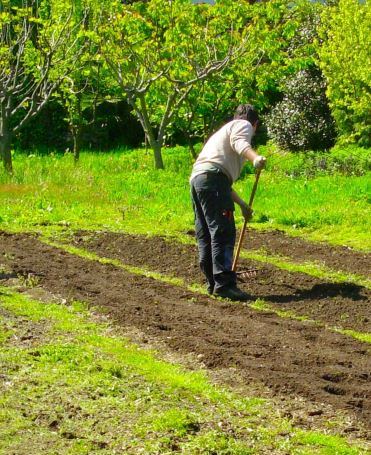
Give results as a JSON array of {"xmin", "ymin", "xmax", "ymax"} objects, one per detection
[
  {"xmin": 0, "ymin": 231, "xmax": 370, "ymax": 430},
  {"xmin": 239, "ymin": 228, "xmax": 370, "ymax": 278},
  {"xmin": 72, "ymin": 231, "xmax": 371, "ymax": 333}
]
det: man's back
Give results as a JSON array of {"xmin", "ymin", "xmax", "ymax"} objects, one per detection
[{"xmin": 192, "ymin": 119, "xmax": 254, "ymax": 183}]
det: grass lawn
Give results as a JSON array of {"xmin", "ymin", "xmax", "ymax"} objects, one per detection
[{"xmin": 0, "ymin": 145, "xmax": 370, "ymax": 251}]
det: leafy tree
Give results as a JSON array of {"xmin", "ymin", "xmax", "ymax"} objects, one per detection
[
  {"xmin": 244, "ymin": 0, "xmax": 323, "ymax": 108},
  {"xmin": 55, "ymin": 4, "xmax": 105, "ymax": 162},
  {"xmin": 0, "ymin": 0, "xmax": 90, "ymax": 172},
  {"xmin": 317, "ymin": 0, "xmax": 371, "ymax": 146},
  {"xmin": 99, "ymin": 0, "xmax": 251, "ymax": 169},
  {"xmin": 169, "ymin": 73, "xmax": 237, "ymax": 157},
  {"xmin": 166, "ymin": 0, "xmax": 326, "ymax": 154}
]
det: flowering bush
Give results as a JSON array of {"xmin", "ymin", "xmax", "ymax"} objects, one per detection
[{"xmin": 265, "ymin": 68, "xmax": 336, "ymax": 151}]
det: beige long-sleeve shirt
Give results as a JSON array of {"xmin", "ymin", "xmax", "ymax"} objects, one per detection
[{"xmin": 190, "ymin": 119, "xmax": 254, "ymax": 183}]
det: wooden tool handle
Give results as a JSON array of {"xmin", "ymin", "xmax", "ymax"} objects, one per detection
[
  {"xmin": 232, "ymin": 219, "xmax": 247, "ymax": 272},
  {"xmin": 232, "ymin": 170, "xmax": 261, "ymax": 272},
  {"xmin": 248, "ymin": 169, "xmax": 261, "ymax": 208}
]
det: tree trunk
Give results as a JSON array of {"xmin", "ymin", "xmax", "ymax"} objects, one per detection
[
  {"xmin": 132, "ymin": 94, "xmax": 165, "ymax": 169},
  {"xmin": 189, "ymin": 141, "xmax": 197, "ymax": 161},
  {"xmin": 0, "ymin": 115, "xmax": 12, "ymax": 173},
  {"xmin": 152, "ymin": 140, "xmax": 164, "ymax": 170},
  {"xmin": 71, "ymin": 125, "xmax": 82, "ymax": 163},
  {"xmin": 142, "ymin": 128, "xmax": 164, "ymax": 169},
  {"xmin": 0, "ymin": 137, "xmax": 12, "ymax": 173},
  {"xmin": 184, "ymin": 130, "xmax": 197, "ymax": 160}
]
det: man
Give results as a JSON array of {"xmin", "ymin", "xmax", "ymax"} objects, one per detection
[{"xmin": 190, "ymin": 104, "xmax": 266, "ymax": 301}]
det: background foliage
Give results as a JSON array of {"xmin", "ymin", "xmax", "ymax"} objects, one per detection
[
  {"xmin": 1, "ymin": 0, "xmax": 370, "ymax": 168},
  {"xmin": 317, "ymin": 0, "xmax": 371, "ymax": 147}
]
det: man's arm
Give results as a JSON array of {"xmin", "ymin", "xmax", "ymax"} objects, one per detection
[
  {"xmin": 231, "ymin": 189, "xmax": 253, "ymax": 221},
  {"xmin": 243, "ymin": 147, "xmax": 266, "ymax": 169},
  {"xmin": 230, "ymin": 120, "xmax": 266, "ymax": 170},
  {"xmin": 233, "ymin": 148, "xmax": 266, "ymax": 221}
]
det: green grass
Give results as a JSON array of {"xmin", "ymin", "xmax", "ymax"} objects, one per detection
[
  {"xmin": 261, "ymin": 144, "xmax": 371, "ymax": 179},
  {"xmin": 239, "ymin": 173, "xmax": 370, "ymax": 249},
  {"xmin": 0, "ymin": 286, "xmax": 368, "ymax": 454},
  {"xmin": 0, "ymin": 146, "xmax": 370, "ymax": 251}
]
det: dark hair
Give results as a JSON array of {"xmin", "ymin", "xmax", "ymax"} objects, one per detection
[{"xmin": 234, "ymin": 104, "xmax": 259, "ymax": 125}]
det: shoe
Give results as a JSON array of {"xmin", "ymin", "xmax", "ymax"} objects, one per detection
[
  {"xmin": 207, "ymin": 285, "xmax": 214, "ymax": 295},
  {"xmin": 214, "ymin": 285, "xmax": 250, "ymax": 302}
]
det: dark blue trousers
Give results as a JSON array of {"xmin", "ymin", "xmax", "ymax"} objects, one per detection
[{"xmin": 190, "ymin": 171, "xmax": 237, "ymax": 292}]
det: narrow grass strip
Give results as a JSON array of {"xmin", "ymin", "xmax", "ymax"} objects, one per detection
[
  {"xmin": 40, "ymin": 238, "xmax": 371, "ymax": 345},
  {"xmin": 43, "ymin": 237, "xmax": 205, "ymax": 295},
  {"xmin": 240, "ymin": 249, "xmax": 371, "ymax": 289},
  {"xmin": 333, "ymin": 328, "xmax": 371, "ymax": 344},
  {"xmin": 250, "ymin": 300, "xmax": 371, "ymax": 345}
]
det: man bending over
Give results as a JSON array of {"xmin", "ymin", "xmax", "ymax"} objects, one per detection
[{"xmin": 190, "ymin": 104, "xmax": 266, "ymax": 301}]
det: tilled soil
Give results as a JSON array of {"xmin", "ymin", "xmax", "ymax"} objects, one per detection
[
  {"xmin": 0, "ymin": 231, "xmax": 370, "ymax": 431},
  {"xmin": 73, "ymin": 231, "xmax": 371, "ymax": 333},
  {"xmin": 241, "ymin": 228, "xmax": 370, "ymax": 279}
]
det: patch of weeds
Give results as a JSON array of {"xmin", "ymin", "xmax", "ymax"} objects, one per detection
[
  {"xmin": 0, "ymin": 264, "xmax": 8, "ymax": 274},
  {"xmin": 0, "ymin": 323, "xmax": 13, "ymax": 345},
  {"xmin": 3, "ymin": 252, "xmax": 15, "ymax": 260},
  {"xmin": 17, "ymin": 273, "xmax": 40, "ymax": 288},
  {"xmin": 334, "ymin": 329, "xmax": 371, "ymax": 345},
  {"xmin": 293, "ymin": 430, "xmax": 364, "ymax": 455},
  {"xmin": 138, "ymin": 408, "xmax": 200, "ymax": 438},
  {"xmin": 179, "ymin": 430, "xmax": 255, "ymax": 454},
  {"xmin": 251, "ymin": 299, "xmax": 311, "ymax": 323}
]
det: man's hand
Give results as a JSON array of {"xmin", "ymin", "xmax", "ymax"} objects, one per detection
[
  {"xmin": 253, "ymin": 155, "xmax": 266, "ymax": 170},
  {"xmin": 240, "ymin": 202, "xmax": 253, "ymax": 221}
]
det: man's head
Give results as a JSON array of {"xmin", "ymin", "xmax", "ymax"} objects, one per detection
[{"xmin": 234, "ymin": 104, "xmax": 259, "ymax": 130}]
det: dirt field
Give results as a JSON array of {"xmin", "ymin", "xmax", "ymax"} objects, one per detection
[
  {"xmin": 1, "ymin": 230, "xmax": 370, "ymax": 433},
  {"xmin": 74, "ymin": 230, "xmax": 370, "ymax": 332}
]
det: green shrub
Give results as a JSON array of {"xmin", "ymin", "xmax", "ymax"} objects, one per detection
[
  {"xmin": 317, "ymin": 0, "xmax": 371, "ymax": 146},
  {"xmin": 265, "ymin": 67, "xmax": 336, "ymax": 151},
  {"xmin": 265, "ymin": 145, "xmax": 371, "ymax": 178}
]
